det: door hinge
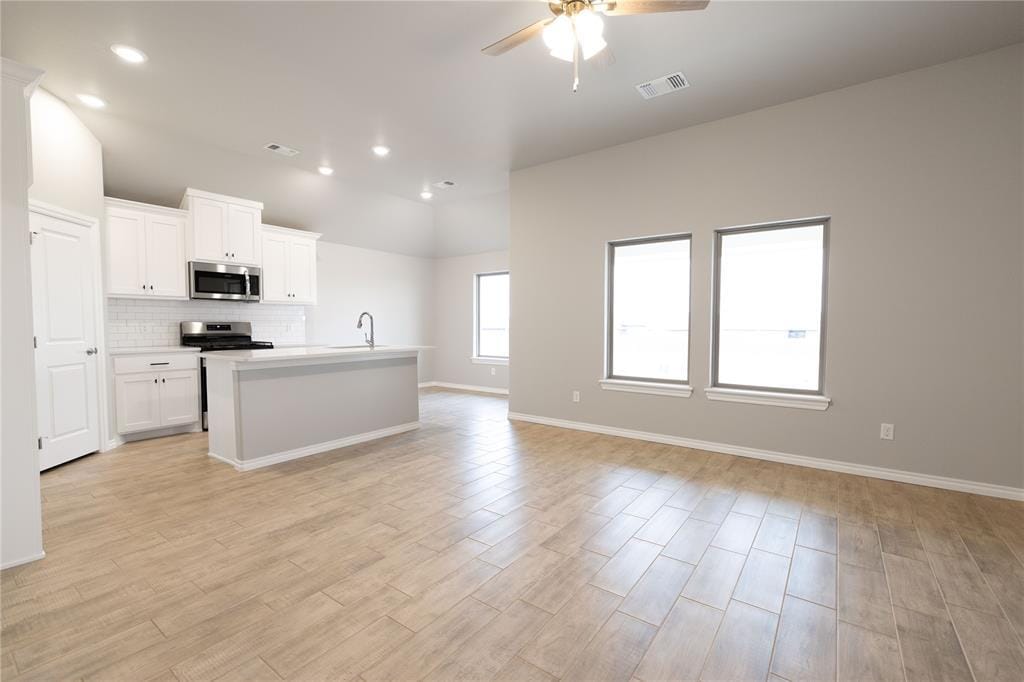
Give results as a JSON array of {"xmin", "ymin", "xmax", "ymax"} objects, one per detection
[
  {"xmin": 37, "ymin": 437, "xmax": 43, "ymax": 450},
  {"xmin": 33, "ymin": 336, "xmax": 38, "ymax": 349},
  {"xmin": 29, "ymin": 230, "xmax": 38, "ymax": 245}
]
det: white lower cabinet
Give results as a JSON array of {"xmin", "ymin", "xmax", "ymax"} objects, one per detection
[
  {"xmin": 158, "ymin": 370, "xmax": 200, "ymax": 426},
  {"xmin": 114, "ymin": 354, "xmax": 199, "ymax": 434},
  {"xmin": 115, "ymin": 374, "xmax": 162, "ymax": 433}
]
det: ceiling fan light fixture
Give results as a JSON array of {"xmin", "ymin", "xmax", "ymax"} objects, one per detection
[
  {"xmin": 543, "ymin": 14, "xmax": 574, "ymax": 61},
  {"xmin": 580, "ymin": 33, "xmax": 607, "ymax": 60}
]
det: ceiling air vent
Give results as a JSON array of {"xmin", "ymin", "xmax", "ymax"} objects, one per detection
[
  {"xmin": 635, "ymin": 71, "xmax": 689, "ymax": 100},
  {"xmin": 264, "ymin": 142, "xmax": 300, "ymax": 157}
]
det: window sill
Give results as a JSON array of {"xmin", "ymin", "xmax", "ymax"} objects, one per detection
[
  {"xmin": 471, "ymin": 356, "xmax": 508, "ymax": 366},
  {"xmin": 599, "ymin": 379, "xmax": 693, "ymax": 398},
  {"xmin": 705, "ymin": 387, "xmax": 831, "ymax": 411}
]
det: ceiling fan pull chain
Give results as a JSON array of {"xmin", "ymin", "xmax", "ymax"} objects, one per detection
[{"xmin": 572, "ymin": 22, "xmax": 580, "ymax": 92}]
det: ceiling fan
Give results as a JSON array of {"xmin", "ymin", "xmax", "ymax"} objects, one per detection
[{"xmin": 482, "ymin": 1, "xmax": 709, "ymax": 92}]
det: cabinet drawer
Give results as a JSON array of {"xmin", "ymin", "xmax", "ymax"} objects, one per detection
[{"xmin": 114, "ymin": 354, "xmax": 198, "ymax": 375}]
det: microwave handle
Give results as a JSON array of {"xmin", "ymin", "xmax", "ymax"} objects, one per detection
[{"xmin": 244, "ymin": 271, "xmax": 251, "ymax": 298}]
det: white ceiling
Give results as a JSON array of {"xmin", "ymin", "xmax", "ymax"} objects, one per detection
[{"xmin": 2, "ymin": 1, "xmax": 1021, "ymax": 256}]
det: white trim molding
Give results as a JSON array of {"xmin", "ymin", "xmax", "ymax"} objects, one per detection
[
  {"xmin": 1, "ymin": 550, "xmax": 46, "ymax": 571},
  {"xmin": 600, "ymin": 379, "xmax": 692, "ymax": 398},
  {"xmin": 209, "ymin": 421, "xmax": 419, "ymax": 472},
  {"xmin": 506, "ymin": 412, "xmax": 1024, "ymax": 501},
  {"xmin": 419, "ymin": 381, "xmax": 509, "ymax": 396},
  {"xmin": 705, "ymin": 387, "xmax": 831, "ymax": 410},
  {"xmin": 471, "ymin": 356, "xmax": 509, "ymax": 366}
]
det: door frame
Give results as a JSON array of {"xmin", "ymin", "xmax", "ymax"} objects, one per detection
[{"xmin": 27, "ymin": 199, "xmax": 112, "ymax": 457}]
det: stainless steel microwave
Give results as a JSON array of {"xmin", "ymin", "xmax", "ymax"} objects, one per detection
[{"xmin": 188, "ymin": 262, "xmax": 261, "ymax": 301}]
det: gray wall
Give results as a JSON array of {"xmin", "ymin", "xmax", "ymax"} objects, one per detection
[
  {"xmin": 306, "ymin": 241, "xmax": 435, "ymax": 382},
  {"xmin": 433, "ymin": 250, "xmax": 510, "ymax": 391},
  {"xmin": 509, "ymin": 45, "xmax": 1023, "ymax": 489},
  {"xmin": 2, "ymin": 59, "xmax": 45, "ymax": 567},
  {"xmin": 434, "ymin": 191, "xmax": 510, "ymax": 258}
]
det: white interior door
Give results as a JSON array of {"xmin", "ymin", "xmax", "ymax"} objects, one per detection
[{"xmin": 30, "ymin": 209, "xmax": 101, "ymax": 470}]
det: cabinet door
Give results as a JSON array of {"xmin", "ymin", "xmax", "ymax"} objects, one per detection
[
  {"xmin": 288, "ymin": 238, "xmax": 317, "ymax": 304},
  {"xmin": 159, "ymin": 370, "xmax": 199, "ymax": 426},
  {"xmin": 226, "ymin": 204, "xmax": 261, "ymax": 265},
  {"xmin": 191, "ymin": 197, "xmax": 228, "ymax": 261},
  {"xmin": 261, "ymin": 232, "xmax": 290, "ymax": 303},
  {"xmin": 145, "ymin": 215, "xmax": 187, "ymax": 298},
  {"xmin": 105, "ymin": 208, "xmax": 147, "ymax": 296},
  {"xmin": 115, "ymin": 373, "xmax": 161, "ymax": 433}
]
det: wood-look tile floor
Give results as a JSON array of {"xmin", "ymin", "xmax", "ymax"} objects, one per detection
[{"xmin": 3, "ymin": 389, "xmax": 1023, "ymax": 681}]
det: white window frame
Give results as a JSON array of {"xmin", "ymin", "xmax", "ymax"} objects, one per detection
[
  {"xmin": 473, "ymin": 270, "xmax": 509, "ymax": 364},
  {"xmin": 707, "ymin": 216, "xmax": 831, "ymax": 410},
  {"xmin": 602, "ymin": 233, "xmax": 693, "ymax": 398}
]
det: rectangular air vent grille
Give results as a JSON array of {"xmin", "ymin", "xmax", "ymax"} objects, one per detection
[
  {"xmin": 264, "ymin": 142, "xmax": 300, "ymax": 157},
  {"xmin": 635, "ymin": 71, "xmax": 689, "ymax": 100}
]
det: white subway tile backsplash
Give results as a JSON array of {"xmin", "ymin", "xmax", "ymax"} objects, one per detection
[{"xmin": 105, "ymin": 298, "xmax": 306, "ymax": 348}]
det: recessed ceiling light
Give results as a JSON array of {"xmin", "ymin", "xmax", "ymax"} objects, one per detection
[
  {"xmin": 318, "ymin": 166, "xmax": 334, "ymax": 176},
  {"xmin": 76, "ymin": 94, "xmax": 106, "ymax": 109},
  {"xmin": 372, "ymin": 145, "xmax": 391, "ymax": 158},
  {"xmin": 110, "ymin": 44, "xmax": 148, "ymax": 64},
  {"xmin": 420, "ymin": 191, "xmax": 433, "ymax": 200}
]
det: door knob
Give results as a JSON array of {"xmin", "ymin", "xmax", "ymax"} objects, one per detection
[{"xmin": 85, "ymin": 347, "xmax": 98, "ymax": 355}]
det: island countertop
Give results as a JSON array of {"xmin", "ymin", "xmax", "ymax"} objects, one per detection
[{"xmin": 200, "ymin": 344, "xmax": 430, "ymax": 369}]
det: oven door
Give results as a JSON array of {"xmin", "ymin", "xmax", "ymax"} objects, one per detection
[{"xmin": 189, "ymin": 262, "xmax": 261, "ymax": 301}]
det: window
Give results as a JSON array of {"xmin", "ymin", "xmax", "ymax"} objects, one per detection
[
  {"xmin": 475, "ymin": 271, "xmax": 509, "ymax": 360},
  {"xmin": 713, "ymin": 219, "xmax": 828, "ymax": 394},
  {"xmin": 607, "ymin": 234, "xmax": 691, "ymax": 384}
]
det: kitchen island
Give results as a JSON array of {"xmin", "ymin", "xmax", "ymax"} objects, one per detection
[{"xmin": 201, "ymin": 345, "xmax": 426, "ymax": 470}]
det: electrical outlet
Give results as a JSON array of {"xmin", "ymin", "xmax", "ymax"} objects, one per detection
[
  {"xmin": 572, "ymin": 390, "xmax": 580, "ymax": 403},
  {"xmin": 490, "ymin": 367, "xmax": 496, "ymax": 376},
  {"xmin": 880, "ymin": 423, "xmax": 894, "ymax": 441}
]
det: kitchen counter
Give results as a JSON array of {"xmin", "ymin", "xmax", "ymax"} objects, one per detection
[
  {"xmin": 204, "ymin": 344, "xmax": 423, "ymax": 470},
  {"xmin": 200, "ymin": 344, "xmax": 428, "ymax": 369},
  {"xmin": 108, "ymin": 346, "xmax": 200, "ymax": 355}
]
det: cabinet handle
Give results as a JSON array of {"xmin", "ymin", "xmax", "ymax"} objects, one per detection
[
  {"xmin": 149, "ymin": 362, "xmax": 170, "ymax": 366},
  {"xmin": 225, "ymin": 252, "xmax": 229, "ymax": 257},
  {"xmin": 142, "ymin": 284, "xmax": 146, "ymax": 290},
  {"xmin": 162, "ymin": 378, "xmax": 166, "ymax": 383},
  {"xmin": 231, "ymin": 253, "xmax": 235, "ymax": 258},
  {"xmin": 149, "ymin": 285, "xmax": 154, "ymax": 290},
  {"xmin": 153, "ymin": 378, "xmax": 158, "ymax": 384}
]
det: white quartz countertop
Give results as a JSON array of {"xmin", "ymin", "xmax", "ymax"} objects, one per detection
[
  {"xmin": 108, "ymin": 346, "xmax": 201, "ymax": 356},
  {"xmin": 200, "ymin": 345, "xmax": 430, "ymax": 365}
]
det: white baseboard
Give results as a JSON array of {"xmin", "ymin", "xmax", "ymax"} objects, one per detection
[
  {"xmin": 208, "ymin": 421, "xmax": 421, "ymax": 472},
  {"xmin": 1, "ymin": 550, "xmax": 46, "ymax": 571},
  {"xmin": 507, "ymin": 412, "xmax": 1024, "ymax": 501},
  {"xmin": 419, "ymin": 381, "xmax": 509, "ymax": 396}
]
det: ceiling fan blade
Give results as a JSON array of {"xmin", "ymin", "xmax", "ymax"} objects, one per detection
[
  {"xmin": 598, "ymin": 1, "xmax": 710, "ymax": 16},
  {"xmin": 482, "ymin": 18, "xmax": 552, "ymax": 56}
]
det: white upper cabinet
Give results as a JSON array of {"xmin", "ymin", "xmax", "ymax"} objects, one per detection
[
  {"xmin": 105, "ymin": 198, "xmax": 187, "ymax": 299},
  {"xmin": 260, "ymin": 225, "xmax": 321, "ymax": 305},
  {"xmin": 180, "ymin": 188, "xmax": 262, "ymax": 266}
]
